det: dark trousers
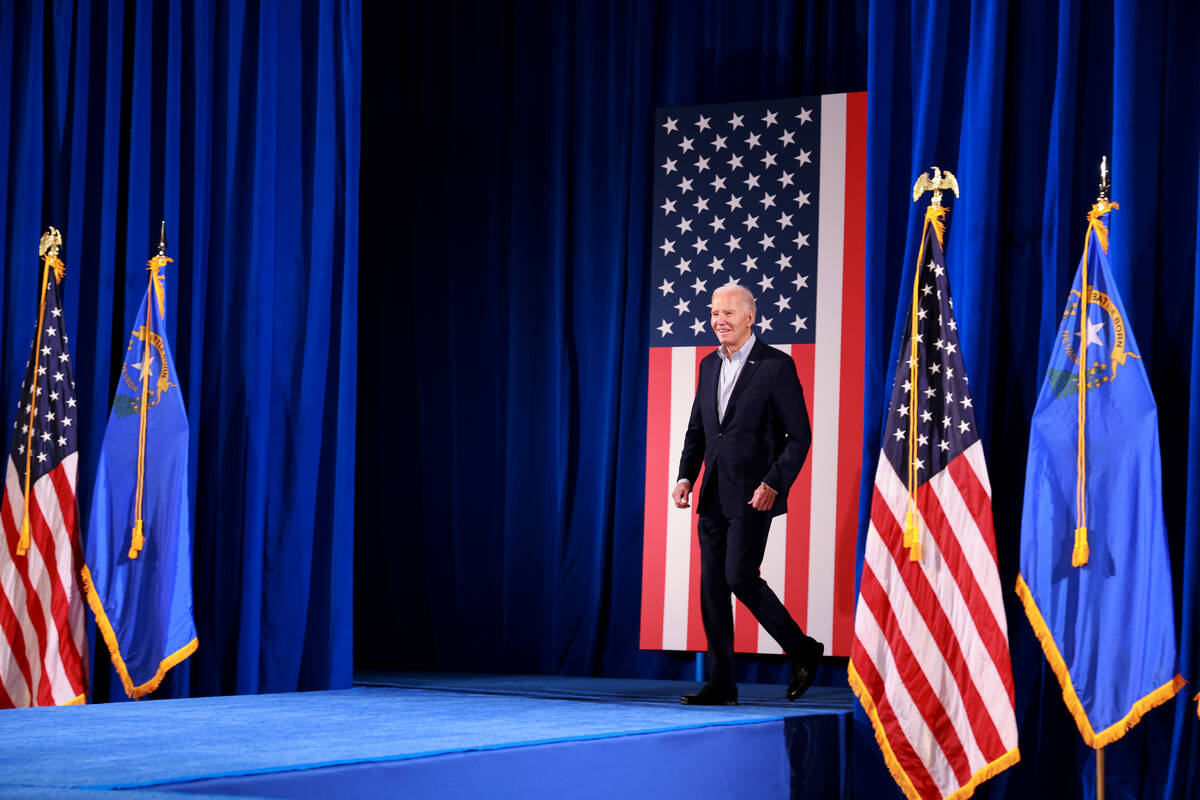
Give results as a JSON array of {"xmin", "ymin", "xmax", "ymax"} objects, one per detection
[{"xmin": 698, "ymin": 507, "xmax": 809, "ymax": 684}]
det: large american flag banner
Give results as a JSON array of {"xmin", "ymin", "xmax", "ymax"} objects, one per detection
[
  {"xmin": 0, "ymin": 253, "xmax": 88, "ymax": 708},
  {"xmin": 641, "ymin": 93, "xmax": 866, "ymax": 657},
  {"xmin": 848, "ymin": 206, "xmax": 1018, "ymax": 800}
]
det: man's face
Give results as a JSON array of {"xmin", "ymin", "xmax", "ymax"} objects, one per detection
[{"xmin": 710, "ymin": 290, "xmax": 754, "ymax": 350}]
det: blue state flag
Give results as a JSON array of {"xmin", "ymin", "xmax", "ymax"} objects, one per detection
[
  {"xmin": 1017, "ymin": 202, "xmax": 1184, "ymax": 747},
  {"xmin": 82, "ymin": 256, "xmax": 196, "ymax": 699}
]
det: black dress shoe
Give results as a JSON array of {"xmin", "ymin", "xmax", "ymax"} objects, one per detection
[
  {"xmin": 681, "ymin": 682, "xmax": 738, "ymax": 705},
  {"xmin": 787, "ymin": 640, "xmax": 825, "ymax": 701}
]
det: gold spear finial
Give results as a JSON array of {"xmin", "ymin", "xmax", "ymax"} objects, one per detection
[{"xmin": 913, "ymin": 166, "xmax": 960, "ymax": 208}]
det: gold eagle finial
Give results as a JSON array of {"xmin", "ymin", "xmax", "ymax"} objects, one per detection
[
  {"xmin": 912, "ymin": 167, "xmax": 959, "ymax": 207},
  {"xmin": 38, "ymin": 226, "xmax": 62, "ymax": 257}
]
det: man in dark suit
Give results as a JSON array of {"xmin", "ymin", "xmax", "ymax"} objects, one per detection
[{"xmin": 672, "ymin": 284, "xmax": 824, "ymax": 705}]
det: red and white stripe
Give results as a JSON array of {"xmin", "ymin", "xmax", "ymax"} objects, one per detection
[
  {"xmin": 850, "ymin": 444, "xmax": 1018, "ymax": 800},
  {"xmin": 640, "ymin": 92, "xmax": 866, "ymax": 656},
  {"xmin": 0, "ymin": 454, "xmax": 88, "ymax": 708}
]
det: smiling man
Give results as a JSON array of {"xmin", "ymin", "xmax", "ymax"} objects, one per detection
[{"xmin": 671, "ymin": 283, "xmax": 823, "ymax": 705}]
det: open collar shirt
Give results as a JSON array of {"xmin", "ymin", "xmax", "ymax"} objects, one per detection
[{"xmin": 716, "ymin": 333, "xmax": 755, "ymax": 424}]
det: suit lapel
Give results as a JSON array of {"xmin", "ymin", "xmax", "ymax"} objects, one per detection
[{"xmin": 702, "ymin": 353, "xmax": 721, "ymax": 428}]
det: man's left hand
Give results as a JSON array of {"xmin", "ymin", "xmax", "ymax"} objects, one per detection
[{"xmin": 748, "ymin": 483, "xmax": 778, "ymax": 512}]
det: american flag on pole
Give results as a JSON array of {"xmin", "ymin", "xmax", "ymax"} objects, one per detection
[
  {"xmin": 641, "ymin": 93, "xmax": 866, "ymax": 656},
  {"xmin": 0, "ymin": 243, "xmax": 88, "ymax": 708},
  {"xmin": 848, "ymin": 203, "xmax": 1018, "ymax": 800}
]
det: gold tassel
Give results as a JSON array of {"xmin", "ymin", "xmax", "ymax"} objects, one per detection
[
  {"xmin": 904, "ymin": 511, "xmax": 921, "ymax": 561},
  {"xmin": 129, "ymin": 520, "xmax": 144, "ymax": 559},
  {"xmin": 1072, "ymin": 526, "xmax": 1089, "ymax": 567},
  {"xmin": 909, "ymin": 532, "xmax": 922, "ymax": 562},
  {"xmin": 16, "ymin": 515, "xmax": 30, "ymax": 556}
]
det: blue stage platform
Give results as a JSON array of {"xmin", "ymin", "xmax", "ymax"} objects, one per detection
[{"xmin": 0, "ymin": 674, "xmax": 853, "ymax": 799}]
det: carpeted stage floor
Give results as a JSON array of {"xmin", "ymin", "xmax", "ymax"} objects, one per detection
[{"xmin": 0, "ymin": 674, "xmax": 853, "ymax": 799}]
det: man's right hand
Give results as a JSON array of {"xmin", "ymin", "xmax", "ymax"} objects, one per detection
[{"xmin": 672, "ymin": 480, "xmax": 691, "ymax": 509}]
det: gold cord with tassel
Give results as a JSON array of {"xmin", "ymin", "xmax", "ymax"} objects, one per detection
[
  {"xmin": 1073, "ymin": 198, "xmax": 1118, "ymax": 568},
  {"xmin": 18, "ymin": 238, "xmax": 65, "ymax": 557},
  {"xmin": 130, "ymin": 232, "xmax": 172, "ymax": 559},
  {"xmin": 903, "ymin": 203, "xmax": 949, "ymax": 562}
]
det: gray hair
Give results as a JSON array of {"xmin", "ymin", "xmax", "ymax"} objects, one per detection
[{"xmin": 713, "ymin": 283, "xmax": 756, "ymax": 313}]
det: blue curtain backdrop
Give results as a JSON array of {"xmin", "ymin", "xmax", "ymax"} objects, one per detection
[
  {"xmin": 0, "ymin": 0, "xmax": 360, "ymax": 698},
  {"xmin": 357, "ymin": 0, "xmax": 1199, "ymax": 797},
  {"xmin": 356, "ymin": 0, "xmax": 867, "ymax": 682}
]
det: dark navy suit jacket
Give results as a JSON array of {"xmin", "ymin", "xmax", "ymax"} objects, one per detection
[{"xmin": 676, "ymin": 337, "xmax": 812, "ymax": 519}]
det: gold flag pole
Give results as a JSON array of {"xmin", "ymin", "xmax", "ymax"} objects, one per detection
[
  {"xmin": 1085, "ymin": 157, "xmax": 1113, "ymax": 800},
  {"xmin": 906, "ymin": 167, "xmax": 959, "ymax": 561},
  {"xmin": 129, "ymin": 222, "xmax": 172, "ymax": 559},
  {"xmin": 1073, "ymin": 158, "xmax": 1120, "ymax": 800},
  {"xmin": 17, "ymin": 228, "xmax": 66, "ymax": 556}
]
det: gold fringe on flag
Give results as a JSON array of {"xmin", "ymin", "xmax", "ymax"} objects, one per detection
[
  {"xmin": 81, "ymin": 564, "xmax": 198, "ymax": 698},
  {"xmin": 1016, "ymin": 573, "xmax": 1185, "ymax": 746},
  {"xmin": 848, "ymin": 660, "xmax": 1021, "ymax": 800}
]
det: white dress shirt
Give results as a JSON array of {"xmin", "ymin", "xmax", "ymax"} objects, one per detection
[{"xmin": 716, "ymin": 333, "xmax": 755, "ymax": 423}]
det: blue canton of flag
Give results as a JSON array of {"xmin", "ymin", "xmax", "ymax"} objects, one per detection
[
  {"xmin": 83, "ymin": 259, "xmax": 197, "ymax": 700},
  {"xmin": 1017, "ymin": 203, "xmax": 1183, "ymax": 747},
  {"xmin": 650, "ymin": 98, "xmax": 820, "ymax": 344},
  {"xmin": 878, "ymin": 226, "xmax": 979, "ymax": 486},
  {"xmin": 5, "ymin": 297, "xmax": 81, "ymax": 492}
]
